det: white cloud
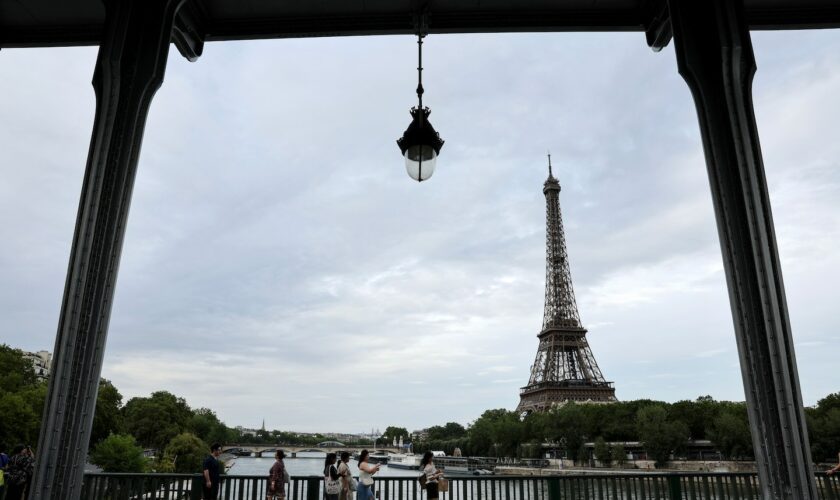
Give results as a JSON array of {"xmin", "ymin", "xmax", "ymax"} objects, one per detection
[{"xmin": 1, "ymin": 30, "xmax": 839, "ymax": 431}]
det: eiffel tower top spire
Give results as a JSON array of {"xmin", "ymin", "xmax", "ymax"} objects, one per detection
[
  {"xmin": 547, "ymin": 151, "xmax": 553, "ymax": 178},
  {"xmin": 541, "ymin": 158, "xmax": 582, "ymax": 331}
]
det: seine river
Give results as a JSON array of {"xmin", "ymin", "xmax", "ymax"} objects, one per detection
[{"xmin": 226, "ymin": 452, "xmax": 417, "ymax": 478}]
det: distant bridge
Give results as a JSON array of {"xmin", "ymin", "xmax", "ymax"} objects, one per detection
[{"xmin": 223, "ymin": 444, "xmax": 402, "ymax": 458}]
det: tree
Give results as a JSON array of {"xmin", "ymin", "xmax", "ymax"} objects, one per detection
[
  {"xmin": 0, "ymin": 344, "xmax": 36, "ymax": 393},
  {"xmin": 123, "ymin": 391, "xmax": 193, "ymax": 452},
  {"xmin": 191, "ymin": 408, "xmax": 233, "ymax": 446},
  {"xmin": 806, "ymin": 393, "xmax": 840, "ymax": 463},
  {"xmin": 380, "ymin": 426, "xmax": 409, "ymax": 445},
  {"xmin": 637, "ymin": 405, "xmax": 689, "ymax": 467},
  {"xmin": 550, "ymin": 404, "xmax": 588, "ymax": 462},
  {"xmin": 467, "ymin": 409, "xmax": 523, "ymax": 457},
  {"xmin": 89, "ymin": 433, "xmax": 147, "ymax": 472},
  {"xmin": 17, "ymin": 382, "xmax": 48, "ymax": 422},
  {"xmin": 443, "ymin": 422, "xmax": 467, "ymax": 439},
  {"xmin": 601, "ymin": 400, "xmax": 661, "ymax": 441},
  {"xmin": 669, "ymin": 396, "xmax": 720, "ymax": 440},
  {"xmin": 0, "ymin": 391, "xmax": 39, "ymax": 446},
  {"xmin": 709, "ymin": 409, "xmax": 753, "ymax": 460},
  {"xmin": 164, "ymin": 432, "xmax": 208, "ymax": 473},
  {"xmin": 91, "ymin": 379, "xmax": 124, "ymax": 447},
  {"xmin": 427, "ymin": 423, "xmax": 466, "ymax": 441},
  {"xmin": 610, "ymin": 443, "xmax": 626, "ymax": 467},
  {"xmin": 593, "ymin": 437, "xmax": 611, "ymax": 467}
]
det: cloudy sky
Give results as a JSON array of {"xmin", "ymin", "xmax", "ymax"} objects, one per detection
[{"xmin": 1, "ymin": 28, "xmax": 839, "ymax": 434}]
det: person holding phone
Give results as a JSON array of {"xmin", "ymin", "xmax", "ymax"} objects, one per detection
[
  {"xmin": 356, "ymin": 450, "xmax": 380, "ymax": 500},
  {"xmin": 420, "ymin": 451, "xmax": 443, "ymax": 499}
]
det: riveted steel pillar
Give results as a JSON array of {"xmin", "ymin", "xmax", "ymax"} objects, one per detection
[
  {"xmin": 31, "ymin": 1, "xmax": 185, "ymax": 498},
  {"xmin": 667, "ymin": 1, "xmax": 816, "ymax": 498}
]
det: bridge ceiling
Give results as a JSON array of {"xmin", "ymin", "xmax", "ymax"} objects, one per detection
[{"xmin": 2, "ymin": 0, "xmax": 839, "ymax": 48}]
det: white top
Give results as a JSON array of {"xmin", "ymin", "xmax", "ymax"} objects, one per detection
[
  {"xmin": 359, "ymin": 462, "xmax": 375, "ymax": 485},
  {"xmin": 423, "ymin": 463, "xmax": 438, "ymax": 484}
]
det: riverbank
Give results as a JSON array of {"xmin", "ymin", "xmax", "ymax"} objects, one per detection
[{"xmin": 497, "ymin": 460, "xmax": 759, "ymax": 476}]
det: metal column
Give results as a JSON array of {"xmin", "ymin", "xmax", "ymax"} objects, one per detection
[
  {"xmin": 31, "ymin": 1, "xmax": 186, "ymax": 498},
  {"xmin": 667, "ymin": 1, "xmax": 817, "ymax": 498}
]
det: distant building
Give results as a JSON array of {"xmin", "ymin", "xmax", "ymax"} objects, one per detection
[
  {"xmin": 411, "ymin": 429, "xmax": 430, "ymax": 440},
  {"xmin": 323, "ymin": 432, "xmax": 362, "ymax": 442},
  {"xmin": 235, "ymin": 426, "xmax": 258, "ymax": 438},
  {"xmin": 25, "ymin": 350, "xmax": 52, "ymax": 381}
]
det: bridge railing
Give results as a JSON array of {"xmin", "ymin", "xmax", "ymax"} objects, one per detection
[{"xmin": 81, "ymin": 472, "xmax": 840, "ymax": 500}]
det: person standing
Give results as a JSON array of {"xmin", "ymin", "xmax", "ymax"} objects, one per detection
[
  {"xmin": 356, "ymin": 450, "xmax": 380, "ymax": 500},
  {"xmin": 324, "ymin": 453, "xmax": 340, "ymax": 500},
  {"xmin": 338, "ymin": 451, "xmax": 356, "ymax": 500},
  {"xmin": 337, "ymin": 452, "xmax": 353, "ymax": 500},
  {"xmin": 0, "ymin": 443, "xmax": 10, "ymax": 500},
  {"xmin": 828, "ymin": 452, "xmax": 840, "ymax": 476},
  {"xmin": 202, "ymin": 443, "xmax": 223, "ymax": 500},
  {"xmin": 22, "ymin": 447, "xmax": 35, "ymax": 500},
  {"xmin": 267, "ymin": 450, "xmax": 287, "ymax": 500},
  {"xmin": 4, "ymin": 445, "xmax": 33, "ymax": 500},
  {"xmin": 420, "ymin": 452, "xmax": 443, "ymax": 500}
]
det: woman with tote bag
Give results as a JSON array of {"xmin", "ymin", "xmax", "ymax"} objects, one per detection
[{"xmin": 324, "ymin": 453, "xmax": 341, "ymax": 500}]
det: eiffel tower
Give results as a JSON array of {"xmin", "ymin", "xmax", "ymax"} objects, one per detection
[{"xmin": 517, "ymin": 156, "xmax": 616, "ymax": 414}]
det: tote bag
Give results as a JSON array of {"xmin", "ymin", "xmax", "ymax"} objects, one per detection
[{"xmin": 325, "ymin": 465, "xmax": 341, "ymax": 495}]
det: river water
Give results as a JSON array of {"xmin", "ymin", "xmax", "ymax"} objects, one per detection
[{"xmin": 226, "ymin": 452, "xmax": 417, "ymax": 478}]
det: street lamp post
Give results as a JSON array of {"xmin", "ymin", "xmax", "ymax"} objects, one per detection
[{"xmin": 396, "ymin": 30, "xmax": 444, "ymax": 182}]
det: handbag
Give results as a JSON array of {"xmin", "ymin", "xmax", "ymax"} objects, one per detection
[
  {"xmin": 325, "ymin": 466, "xmax": 341, "ymax": 495},
  {"xmin": 283, "ymin": 468, "xmax": 291, "ymax": 483},
  {"xmin": 418, "ymin": 472, "xmax": 427, "ymax": 487},
  {"xmin": 437, "ymin": 477, "xmax": 449, "ymax": 493},
  {"xmin": 348, "ymin": 475, "xmax": 358, "ymax": 491}
]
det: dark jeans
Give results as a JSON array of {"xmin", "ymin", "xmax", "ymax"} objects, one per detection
[
  {"xmin": 203, "ymin": 483, "xmax": 219, "ymax": 500},
  {"xmin": 426, "ymin": 482, "xmax": 439, "ymax": 499},
  {"xmin": 5, "ymin": 483, "xmax": 25, "ymax": 500}
]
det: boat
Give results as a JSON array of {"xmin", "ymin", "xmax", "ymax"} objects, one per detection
[
  {"xmin": 367, "ymin": 452, "xmax": 390, "ymax": 465},
  {"xmin": 387, "ymin": 453, "xmax": 422, "ymax": 470},
  {"xmin": 434, "ymin": 457, "xmax": 495, "ymax": 476}
]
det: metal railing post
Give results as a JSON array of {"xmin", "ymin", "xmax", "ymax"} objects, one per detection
[
  {"xmin": 667, "ymin": 475, "xmax": 682, "ymax": 500},
  {"xmin": 547, "ymin": 477, "xmax": 560, "ymax": 500},
  {"xmin": 192, "ymin": 475, "xmax": 203, "ymax": 500},
  {"xmin": 307, "ymin": 476, "xmax": 321, "ymax": 500}
]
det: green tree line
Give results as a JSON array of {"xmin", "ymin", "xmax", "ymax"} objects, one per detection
[
  {"xmin": 3, "ymin": 344, "xmax": 839, "ymax": 472},
  {"xmin": 413, "ymin": 395, "xmax": 840, "ymax": 467}
]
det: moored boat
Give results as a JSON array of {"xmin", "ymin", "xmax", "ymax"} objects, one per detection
[
  {"xmin": 367, "ymin": 452, "xmax": 390, "ymax": 464},
  {"xmin": 435, "ymin": 457, "xmax": 495, "ymax": 476},
  {"xmin": 388, "ymin": 453, "xmax": 422, "ymax": 469}
]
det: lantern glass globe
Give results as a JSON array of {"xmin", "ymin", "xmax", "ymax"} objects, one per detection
[{"xmin": 404, "ymin": 144, "xmax": 437, "ymax": 182}]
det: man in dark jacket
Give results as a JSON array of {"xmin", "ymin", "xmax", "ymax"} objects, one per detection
[{"xmin": 202, "ymin": 443, "xmax": 223, "ymax": 499}]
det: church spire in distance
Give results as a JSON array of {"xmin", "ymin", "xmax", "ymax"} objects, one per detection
[{"xmin": 516, "ymin": 155, "xmax": 616, "ymax": 414}]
